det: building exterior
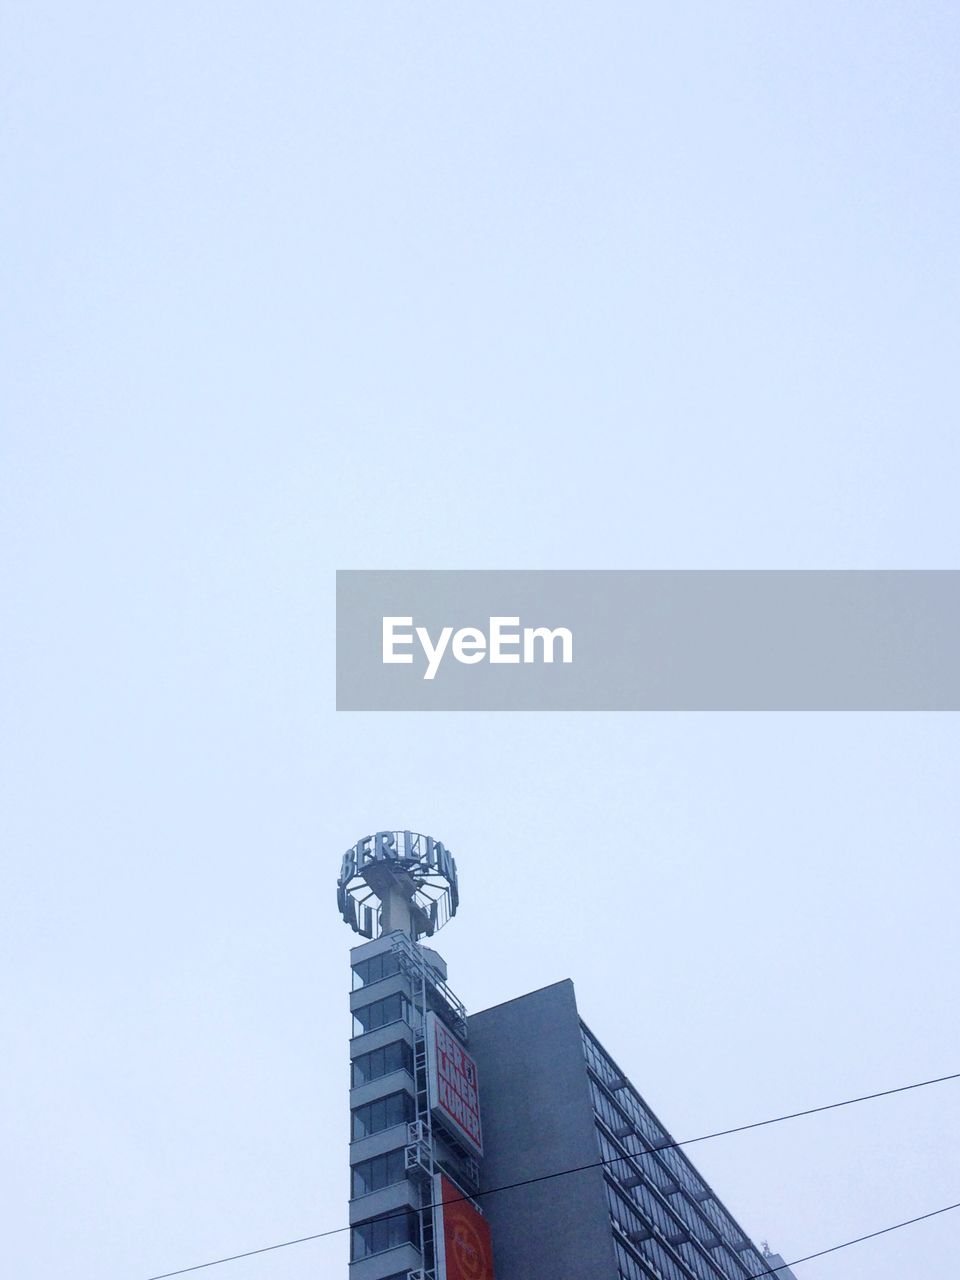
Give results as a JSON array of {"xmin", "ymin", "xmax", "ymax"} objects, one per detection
[
  {"xmin": 470, "ymin": 980, "xmax": 788, "ymax": 1280},
  {"xmin": 348, "ymin": 927, "xmax": 488, "ymax": 1280},
  {"xmin": 342, "ymin": 831, "xmax": 493, "ymax": 1280},
  {"xmin": 339, "ymin": 831, "xmax": 790, "ymax": 1280}
]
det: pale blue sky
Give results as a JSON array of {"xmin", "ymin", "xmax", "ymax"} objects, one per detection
[{"xmin": 2, "ymin": 4, "xmax": 959, "ymax": 1278}]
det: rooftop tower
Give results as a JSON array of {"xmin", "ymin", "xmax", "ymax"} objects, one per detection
[
  {"xmin": 338, "ymin": 830, "xmax": 493, "ymax": 1280},
  {"xmin": 338, "ymin": 831, "xmax": 790, "ymax": 1280}
]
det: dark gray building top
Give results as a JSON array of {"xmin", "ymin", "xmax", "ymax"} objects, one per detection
[
  {"xmin": 468, "ymin": 979, "xmax": 618, "ymax": 1279},
  {"xmin": 759, "ymin": 1252, "xmax": 799, "ymax": 1280},
  {"xmin": 468, "ymin": 980, "xmax": 779, "ymax": 1280}
]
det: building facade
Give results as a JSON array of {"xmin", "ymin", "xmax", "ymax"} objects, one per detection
[
  {"xmin": 348, "ymin": 929, "xmax": 492, "ymax": 1280},
  {"xmin": 339, "ymin": 832, "xmax": 790, "ymax": 1280},
  {"xmin": 470, "ymin": 980, "xmax": 788, "ymax": 1280}
]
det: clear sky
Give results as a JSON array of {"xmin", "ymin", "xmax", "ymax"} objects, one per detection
[{"xmin": 2, "ymin": 4, "xmax": 958, "ymax": 1279}]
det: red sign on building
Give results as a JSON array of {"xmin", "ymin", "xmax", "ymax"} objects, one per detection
[
  {"xmin": 426, "ymin": 1012, "xmax": 483, "ymax": 1156},
  {"xmin": 436, "ymin": 1174, "xmax": 495, "ymax": 1280}
]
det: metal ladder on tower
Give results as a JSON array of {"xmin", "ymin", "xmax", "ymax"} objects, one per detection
[{"xmin": 397, "ymin": 941, "xmax": 436, "ymax": 1280}]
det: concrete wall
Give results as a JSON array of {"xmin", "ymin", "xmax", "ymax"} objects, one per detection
[{"xmin": 467, "ymin": 980, "xmax": 619, "ymax": 1280}]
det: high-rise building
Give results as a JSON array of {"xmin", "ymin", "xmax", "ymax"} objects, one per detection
[
  {"xmin": 469, "ymin": 980, "xmax": 787, "ymax": 1280},
  {"xmin": 338, "ymin": 832, "xmax": 790, "ymax": 1280}
]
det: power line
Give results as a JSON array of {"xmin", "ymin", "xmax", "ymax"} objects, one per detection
[
  {"xmin": 145, "ymin": 1068, "xmax": 960, "ymax": 1279},
  {"xmin": 146, "ymin": 1197, "xmax": 960, "ymax": 1280}
]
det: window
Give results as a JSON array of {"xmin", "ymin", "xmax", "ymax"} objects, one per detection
[
  {"xmin": 350, "ymin": 1210, "xmax": 419, "ymax": 1260},
  {"xmin": 352, "ymin": 1148, "xmax": 406, "ymax": 1197},
  {"xmin": 582, "ymin": 1027, "xmax": 622, "ymax": 1090},
  {"xmin": 352, "ymin": 992, "xmax": 409, "ymax": 1037},
  {"xmin": 678, "ymin": 1239, "xmax": 727, "ymax": 1280},
  {"xmin": 352, "ymin": 1040, "xmax": 414, "ymax": 1087},
  {"xmin": 352, "ymin": 950, "xmax": 401, "ymax": 989},
  {"xmin": 616, "ymin": 1239, "xmax": 658, "ymax": 1280},
  {"xmin": 351, "ymin": 1091, "xmax": 415, "ymax": 1140},
  {"xmin": 735, "ymin": 1246, "xmax": 769, "ymax": 1278}
]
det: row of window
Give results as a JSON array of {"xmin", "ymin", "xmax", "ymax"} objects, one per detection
[
  {"xmin": 597, "ymin": 1128, "xmax": 731, "ymax": 1259},
  {"xmin": 583, "ymin": 1024, "xmax": 758, "ymax": 1261},
  {"xmin": 589, "ymin": 1071, "xmax": 751, "ymax": 1253},
  {"xmin": 599, "ymin": 1134, "xmax": 688, "ymax": 1242},
  {"xmin": 729, "ymin": 1245, "xmax": 770, "ymax": 1279},
  {"xmin": 351, "ymin": 1090, "xmax": 415, "ymax": 1140},
  {"xmin": 616, "ymin": 1235, "xmax": 744, "ymax": 1280},
  {"xmin": 583, "ymin": 1030, "xmax": 674, "ymax": 1151},
  {"xmin": 351, "ymin": 949, "xmax": 401, "ymax": 989},
  {"xmin": 582, "ymin": 1026, "xmax": 628, "ymax": 1091},
  {"xmin": 352, "ymin": 992, "xmax": 416, "ymax": 1038},
  {"xmin": 605, "ymin": 1161, "xmax": 767, "ymax": 1280},
  {"xmin": 352, "ymin": 1038, "xmax": 414, "ymax": 1088},
  {"xmin": 352, "ymin": 1147, "xmax": 406, "ymax": 1198},
  {"xmin": 616, "ymin": 1237, "xmax": 659, "ymax": 1280},
  {"xmin": 607, "ymin": 1180, "xmax": 689, "ymax": 1280},
  {"xmin": 592, "ymin": 1084, "xmax": 765, "ymax": 1280},
  {"xmin": 350, "ymin": 1210, "xmax": 419, "ymax": 1261}
]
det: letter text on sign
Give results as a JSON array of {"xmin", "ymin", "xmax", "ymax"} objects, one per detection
[{"xmin": 425, "ymin": 1012, "xmax": 483, "ymax": 1156}]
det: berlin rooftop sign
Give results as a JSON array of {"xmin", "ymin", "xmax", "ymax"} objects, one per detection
[{"xmin": 337, "ymin": 829, "xmax": 459, "ymax": 940}]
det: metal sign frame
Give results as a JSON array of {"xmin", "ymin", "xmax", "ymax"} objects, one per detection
[
  {"xmin": 425, "ymin": 1011, "xmax": 483, "ymax": 1158},
  {"xmin": 337, "ymin": 830, "xmax": 459, "ymax": 938}
]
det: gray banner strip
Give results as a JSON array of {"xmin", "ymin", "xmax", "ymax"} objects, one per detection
[{"xmin": 336, "ymin": 571, "xmax": 960, "ymax": 711}]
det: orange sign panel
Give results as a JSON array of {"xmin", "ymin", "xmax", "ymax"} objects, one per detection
[{"xmin": 438, "ymin": 1175, "xmax": 496, "ymax": 1280}]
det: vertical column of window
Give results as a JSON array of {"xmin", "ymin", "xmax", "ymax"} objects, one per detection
[
  {"xmin": 673, "ymin": 1219, "xmax": 758, "ymax": 1280},
  {"xmin": 604, "ymin": 1147, "xmax": 691, "ymax": 1280},
  {"xmin": 581, "ymin": 1028, "xmax": 666, "ymax": 1148},
  {"xmin": 590, "ymin": 1074, "xmax": 668, "ymax": 1169},
  {"xmin": 636, "ymin": 1146, "xmax": 681, "ymax": 1197},
  {"xmin": 699, "ymin": 1197, "xmax": 751, "ymax": 1255},
  {"xmin": 608, "ymin": 1179, "xmax": 701, "ymax": 1280},
  {"xmin": 658, "ymin": 1142, "xmax": 708, "ymax": 1202},
  {"xmin": 629, "ymin": 1231, "xmax": 692, "ymax": 1280},
  {"xmin": 673, "ymin": 1237, "xmax": 724, "ymax": 1280},
  {"xmin": 597, "ymin": 1130, "xmax": 635, "ymax": 1185},
  {"xmin": 675, "ymin": 1194, "xmax": 728, "ymax": 1252},
  {"xmin": 581, "ymin": 1028, "xmax": 622, "ymax": 1089},
  {"xmin": 732, "ymin": 1245, "xmax": 769, "ymax": 1278},
  {"xmin": 643, "ymin": 1232, "xmax": 695, "ymax": 1280},
  {"xmin": 715, "ymin": 1244, "xmax": 762, "ymax": 1279},
  {"xmin": 590, "ymin": 1078, "xmax": 631, "ymax": 1136},
  {"xmin": 606, "ymin": 1179, "xmax": 645, "ymax": 1237},
  {"xmin": 615, "ymin": 1087, "xmax": 669, "ymax": 1151},
  {"xmin": 639, "ymin": 1181, "xmax": 688, "ymax": 1242},
  {"xmin": 615, "ymin": 1239, "xmax": 659, "ymax": 1280},
  {"xmin": 604, "ymin": 1138, "xmax": 719, "ymax": 1280}
]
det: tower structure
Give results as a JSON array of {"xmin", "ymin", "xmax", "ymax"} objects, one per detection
[
  {"xmin": 338, "ymin": 832, "xmax": 791, "ymax": 1280},
  {"xmin": 339, "ymin": 831, "xmax": 494, "ymax": 1280}
]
